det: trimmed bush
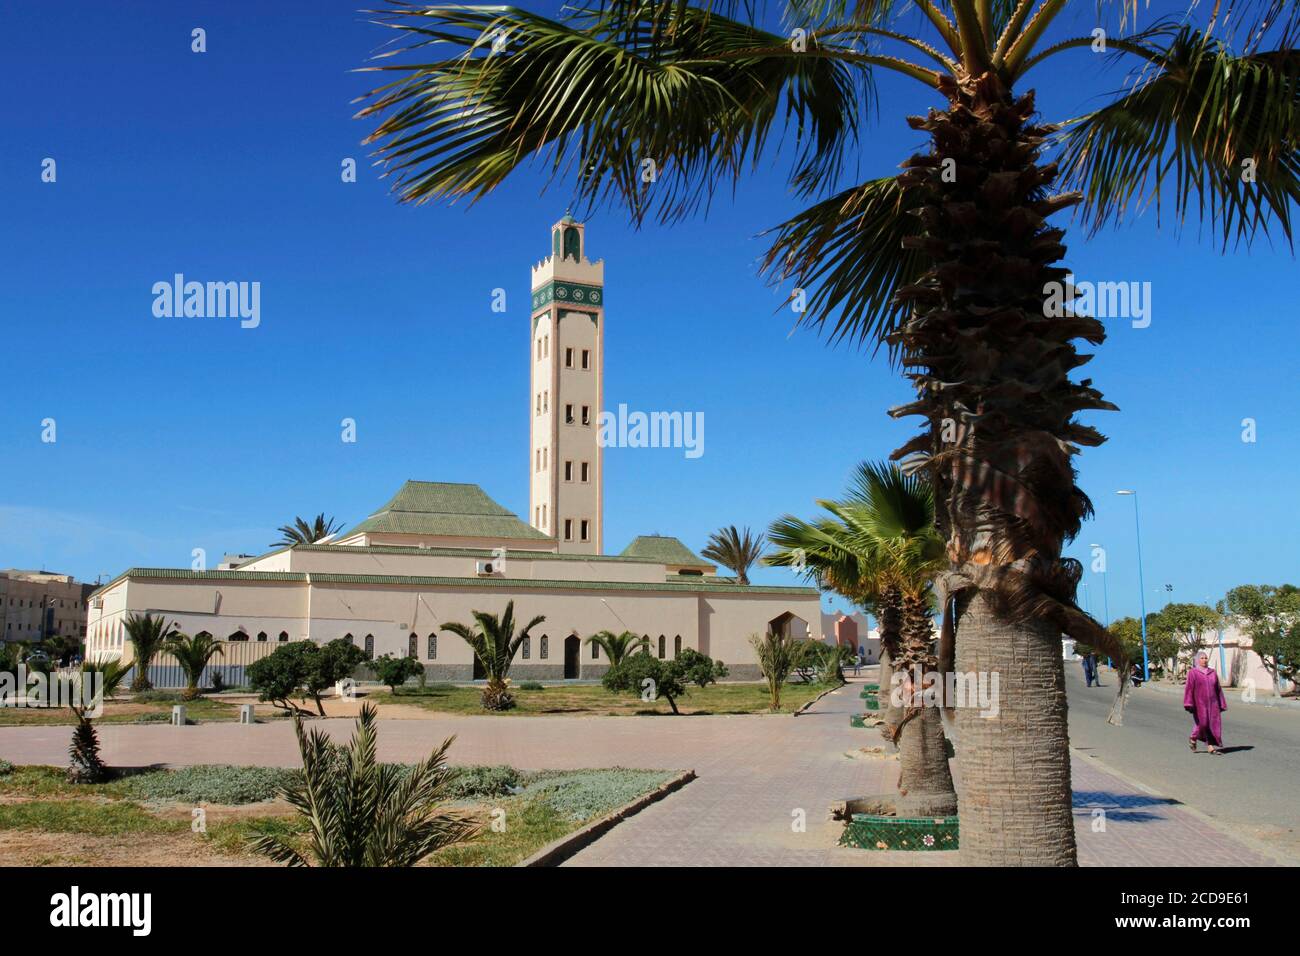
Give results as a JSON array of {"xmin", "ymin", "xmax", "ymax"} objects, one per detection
[
  {"xmin": 445, "ymin": 765, "xmax": 524, "ymax": 799},
  {"xmin": 120, "ymin": 765, "xmax": 296, "ymax": 805},
  {"xmin": 518, "ymin": 681, "xmax": 545, "ymax": 691},
  {"xmin": 520, "ymin": 769, "xmax": 671, "ymax": 821}
]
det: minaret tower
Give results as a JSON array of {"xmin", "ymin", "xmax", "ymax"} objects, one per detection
[{"xmin": 529, "ymin": 215, "xmax": 604, "ymax": 554}]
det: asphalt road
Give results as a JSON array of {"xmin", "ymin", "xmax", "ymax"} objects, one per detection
[{"xmin": 1066, "ymin": 663, "xmax": 1300, "ymax": 862}]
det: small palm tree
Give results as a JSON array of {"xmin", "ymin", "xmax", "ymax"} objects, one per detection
[
  {"xmin": 122, "ymin": 612, "xmax": 180, "ymax": 692},
  {"xmin": 585, "ymin": 630, "xmax": 649, "ymax": 669},
  {"xmin": 273, "ymin": 513, "xmax": 341, "ymax": 547},
  {"xmin": 442, "ymin": 601, "xmax": 545, "ymax": 710},
  {"xmin": 66, "ymin": 659, "xmax": 130, "ymax": 784},
  {"xmin": 700, "ymin": 526, "xmax": 765, "ymax": 585},
  {"xmin": 250, "ymin": 703, "xmax": 479, "ymax": 866},
  {"xmin": 748, "ymin": 630, "xmax": 806, "ymax": 711},
  {"xmin": 164, "ymin": 632, "xmax": 225, "ymax": 701}
]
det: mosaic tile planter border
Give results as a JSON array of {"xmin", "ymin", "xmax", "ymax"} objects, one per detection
[{"xmin": 839, "ymin": 814, "xmax": 959, "ymax": 851}]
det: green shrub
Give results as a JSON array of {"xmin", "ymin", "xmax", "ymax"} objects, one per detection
[
  {"xmin": 120, "ymin": 765, "xmax": 297, "ymax": 805},
  {"xmin": 445, "ymin": 765, "xmax": 524, "ymax": 799},
  {"xmin": 518, "ymin": 681, "xmax": 545, "ymax": 691},
  {"xmin": 132, "ymin": 690, "xmax": 182, "ymax": 704},
  {"xmin": 0, "ymin": 760, "xmax": 13, "ymax": 777},
  {"xmin": 520, "ymin": 769, "xmax": 671, "ymax": 821},
  {"xmin": 675, "ymin": 648, "xmax": 729, "ymax": 687}
]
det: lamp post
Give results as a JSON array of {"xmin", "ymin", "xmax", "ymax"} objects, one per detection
[{"xmin": 1117, "ymin": 491, "xmax": 1150, "ymax": 682}]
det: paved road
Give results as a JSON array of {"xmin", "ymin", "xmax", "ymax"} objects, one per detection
[{"xmin": 1067, "ymin": 663, "xmax": 1300, "ymax": 862}]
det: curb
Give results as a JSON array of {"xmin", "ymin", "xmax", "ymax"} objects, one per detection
[
  {"xmin": 793, "ymin": 681, "xmax": 846, "ymax": 716},
  {"xmin": 1068, "ymin": 746, "xmax": 1294, "ymax": 866},
  {"xmin": 517, "ymin": 769, "xmax": 697, "ymax": 867}
]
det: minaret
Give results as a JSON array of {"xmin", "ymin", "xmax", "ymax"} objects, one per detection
[{"xmin": 529, "ymin": 215, "xmax": 604, "ymax": 554}]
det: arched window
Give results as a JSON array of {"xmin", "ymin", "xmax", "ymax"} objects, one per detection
[
  {"xmin": 278, "ymin": 631, "xmax": 289, "ymax": 642},
  {"xmin": 364, "ymin": 634, "xmax": 375, "ymax": 658},
  {"xmin": 658, "ymin": 635, "xmax": 666, "ymax": 659},
  {"xmin": 408, "ymin": 634, "xmax": 417, "ymax": 658},
  {"xmin": 522, "ymin": 636, "xmax": 531, "ymax": 660},
  {"xmin": 343, "ymin": 633, "xmax": 354, "ymax": 646},
  {"xmin": 591, "ymin": 639, "xmax": 599, "ymax": 660},
  {"xmin": 674, "ymin": 635, "xmax": 682, "ymax": 658},
  {"xmin": 642, "ymin": 635, "xmax": 651, "ymax": 655},
  {"xmin": 540, "ymin": 635, "xmax": 548, "ymax": 659},
  {"xmin": 196, "ymin": 631, "xmax": 212, "ymax": 641},
  {"xmin": 257, "ymin": 631, "xmax": 268, "ymax": 642},
  {"xmin": 427, "ymin": 634, "xmax": 437, "ymax": 659},
  {"xmin": 229, "ymin": 630, "xmax": 249, "ymax": 642}
]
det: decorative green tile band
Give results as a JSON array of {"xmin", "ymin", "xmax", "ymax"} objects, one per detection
[
  {"xmin": 862, "ymin": 698, "xmax": 880, "ymax": 710},
  {"xmin": 840, "ymin": 814, "xmax": 959, "ymax": 851},
  {"xmin": 532, "ymin": 280, "xmax": 603, "ymax": 311},
  {"xmin": 860, "ymin": 689, "xmax": 880, "ymax": 699},
  {"xmin": 849, "ymin": 713, "xmax": 870, "ymax": 728},
  {"xmin": 863, "ymin": 683, "xmax": 880, "ymax": 692}
]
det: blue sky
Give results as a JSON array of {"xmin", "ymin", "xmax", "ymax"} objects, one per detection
[{"xmin": 1, "ymin": 0, "xmax": 1295, "ymax": 623}]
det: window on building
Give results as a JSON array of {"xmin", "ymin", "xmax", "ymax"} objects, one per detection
[
  {"xmin": 257, "ymin": 631, "xmax": 268, "ymax": 642},
  {"xmin": 343, "ymin": 633, "xmax": 354, "ymax": 646},
  {"xmin": 565, "ymin": 404, "xmax": 575, "ymax": 424},
  {"xmin": 581, "ymin": 405, "xmax": 590, "ymax": 425},
  {"xmin": 591, "ymin": 640, "xmax": 599, "ymax": 660},
  {"xmin": 536, "ymin": 337, "xmax": 542, "ymax": 360},
  {"xmin": 565, "ymin": 347, "xmax": 574, "ymax": 368},
  {"xmin": 522, "ymin": 636, "xmax": 531, "ymax": 660},
  {"xmin": 535, "ymin": 393, "xmax": 541, "ymax": 415},
  {"xmin": 543, "ymin": 391, "xmax": 549, "ymax": 412},
  {"xmin": 364, "ymin": 634, "xmax": 375, "ymax": 658},
  {"xmin": 564, "ymin": 460, "xmax": 573, "ymax": 481},
  {"xmin": 278, "ymin": 631, "xmax": 289, "ymax": 642},
  {"xmin": 535, "ymin": 449, "xmax": 540, "ymax": 471},
  {"xmin": 674, "ymin": 635, "xmax": 682, "ymax": 658},
  {"xmin": 427, "ymin": 634, "xmax": 437, "ymax": 659},
  {"xmin": 540, "ymin": 635, "xmax": 548, "ymax": 659},
  {"xmin": 580, "ymin": 519, "xmax": 590, "ymax": 542},
  {"xmin": 563, "ymin": 519, "xmax": 573, "ymax": 541},
  {"xmin": 581, "ymin": 349, "xmax": 590, "ymax": 369},
  {"xmin": 408, "ymin": 634, "xmax": 418, "ymax": 658},
  {"xmin": 542, "ymin": 503, "xmax": 547, "ymax": 528},
  {"xmin": 581, "ymin": 461, "xmax": 590, "ymax": 482},
  {"xmin": 658, "ymin": 635, "xmax": 666, "ymax": 659},
  {"xmin": 229, "ymin": 630, "xmax": 249, "ymax": 641}
]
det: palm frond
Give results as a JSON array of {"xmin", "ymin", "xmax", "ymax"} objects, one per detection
[{"xmin": 1054, "ymin": 25, "xmax": 1300, "ymax": 246}]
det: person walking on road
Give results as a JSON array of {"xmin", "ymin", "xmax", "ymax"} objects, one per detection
[
  {"xmin": 1184, "ymin": 651, "xmax": 1228, "ymax": 755},
  {"xmin": 1080, "ymin": 651, "xmax": 1097, "ymax": 687}
]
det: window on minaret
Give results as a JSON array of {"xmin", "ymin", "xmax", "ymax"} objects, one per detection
[
  {"xmin": 535, "ymin": 393, "xmax": 541, "ymax": 415},
  {"xmin": 565, "ymin": 404, "xmax": 575, "ymax": 424},
  {"xmin": 536, "ymin": 338, "xmax": 542, "ymax": 360},
  {"xmin": 565, "ymin": 347, "xmax": 574, "ymax": 368},
  {"xmin": 581, "ymin": 349, "xmax": 590, "ymax": 369},
  {"xmin": 544, "ymin": 334, "xmax": 549, "ymax": 357},
  {"xmin": 580, "ymin": 461, "xmax": 590, "ymax": 482},
  {"xmin": 543, "ymin": 391, "xmax": 549, "ymax": 412},
  {"xmin": 580, "ymin": 520, "xmax": 590, "ymax": 542},
  {"xmin": 564, "ymin": 519, "xmax": 573, "ymax": 541},
  {"xmin": 581, "ymin": 405, "xmax": 591, "ymax": 425},
  {"xmin": 564, "ymin": 461, "xmax": 573, "ymax": 481},
  {"xmin": 542, "ymin": 503, "xmax": 547, "ymax": 527},
  {"xmin": 535, "ymin": 449, "xmax": 540, "ymax": 472},
  {"xmin": 544, "ymin": 447, "xmax": 549, "ymax": 469}
]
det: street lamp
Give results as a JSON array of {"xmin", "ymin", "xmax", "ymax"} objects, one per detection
[{"xmin": 1117, "ymin": 491, "xmax": 1150, "ymax": 682}]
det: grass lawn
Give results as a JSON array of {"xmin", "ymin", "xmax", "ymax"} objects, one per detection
[
  {"xmin": 0, "ymin": 764, "xmax": 674, "ymax": 867},
  {"xmin": 367, "ymin": 679, "xmax": 835, "ymax": 716},
  {"xmin": 0, "ymin": 695, "xmax": 242, "ymax": 727}
]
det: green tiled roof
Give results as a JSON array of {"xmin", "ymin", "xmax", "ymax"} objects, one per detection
[
  {"xmin": 102, "ymin": 567, "xmax": 817, "ymax": 597},
  {"xmin": 339, "ymin": 481, "xmax": 549, "ymax": 541},
  {"xmin": 619, "ymin": 535, "xmax": 710, "ymax": 567}
]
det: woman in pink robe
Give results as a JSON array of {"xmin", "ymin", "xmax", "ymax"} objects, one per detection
[{"xmin": 1184, "ymin": 651, "xmax": 1227, "ymax": 754}]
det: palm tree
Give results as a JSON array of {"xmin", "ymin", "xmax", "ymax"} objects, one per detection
[
  {"xmin": 273, "ymin": 513, "xmax": 341, "ymax": 547},
  {"xmin": 164, "ymin": 632, "xmax": 225, "ymax": 701},
  {"xmin": 700, "ymin": 526, "xmax": 765, "ymax": 584},
  {"xmin": 122, "ymin": 612, "xmax": 180, "ymax": 692},
  {"xmin": 585, "ymin": 629, "xmax": 650, "ymax": 668},
  {"xmin": 442, "ymin": 601, "xmax": 545, "ymax": 710},
  {"xmin": 768, "ymin": 461, "xmax": 956, "ymax": 816},
  {"xmin": 748, "ymin": 629, "xmax": 806, "ymax": 711},
  {"xmin": 354, "ymin": 0, "xmax": 1297, "ymax": 865},
  {"xmin": 66, "ymin": 659, "xmax": 130, "ymax": 784},
  {"xmin": 251, "ymin": 703, "xmax": 479, "ymax": 866}
]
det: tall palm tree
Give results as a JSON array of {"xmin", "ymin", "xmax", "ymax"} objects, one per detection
[
  {"xmin": 122, "ymin": 612, "xmax": 180, "ymax": 692},
  {"xmin": 355, "ymin": 0, "xmax": 1296, "ymax": 865},
  {"xmin": 700, "ymin": 526, "xmax": 765, "ymax": 584},
  {"xmin": 164, "ymin": 632, "xmax": 225, "ymax": 701},
  {"xmin": 251, "ymin": 703, "xmax": 479, "ymax": 866},
  {"xmin": 66, "ymin": 659, "xmax": 130, "ymax": 784},
  {"xmin": 273, "ymin": 513, "xmax": 342, "ymax": 547},
  {"xmin": 585, "ymin": 629, "xmax": 650, "ymax": 668},
  {"xmin": 442, "ymin": 601, "xmax": 545, "ymax": 710},
  {"xmin": 768, "ymin": 461, "xmax": 956, "ymax": 816}
]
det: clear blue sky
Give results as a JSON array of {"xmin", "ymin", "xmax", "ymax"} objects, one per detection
[{"xmin": 2, "ymin": 0, "xmax": 1295, "ymax": 623}]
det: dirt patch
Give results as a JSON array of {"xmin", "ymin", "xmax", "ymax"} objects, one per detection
[{"xmin": 0, "ymin": 828, "xmax": 275, "ymax": 867}]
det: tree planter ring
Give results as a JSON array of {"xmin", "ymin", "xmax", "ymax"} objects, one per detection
[
  {"xmin": 840, "ymin": 814, "xmax": 959, "ymax": 851},
  {"xmin": 862, "ymin": 697, "xmax": 880, "ymax": 710}
]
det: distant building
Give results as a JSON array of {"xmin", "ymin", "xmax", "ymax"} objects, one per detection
[
  {"xmin": 820, "ymin": 611, "xmax": 880, "ymax": 663},
  {"xmin": 217, "ymin": 554, "xmax": 257, "ymax": 570},
  {"xmin": 0, "ymin": 570, "xmax": 95, "ymax": 645}
]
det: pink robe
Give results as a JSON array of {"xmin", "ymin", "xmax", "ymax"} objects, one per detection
[{"xmin": 1184, "ymin": 666, "xmax": 1227, "ymax": 747}]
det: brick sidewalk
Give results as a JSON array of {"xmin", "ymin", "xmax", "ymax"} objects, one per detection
[{"xmin": 0, "ymin": 679, "xmax": 1275, "ymax": 866}]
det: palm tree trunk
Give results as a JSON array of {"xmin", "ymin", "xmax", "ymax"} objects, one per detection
[
  {"xmin": 955, "ymin": 590, "xmax": 1076, "ymax": 865},
  {"xmin": 892, "ymin": 592, "xmax": 957, "ymax": 816}
]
